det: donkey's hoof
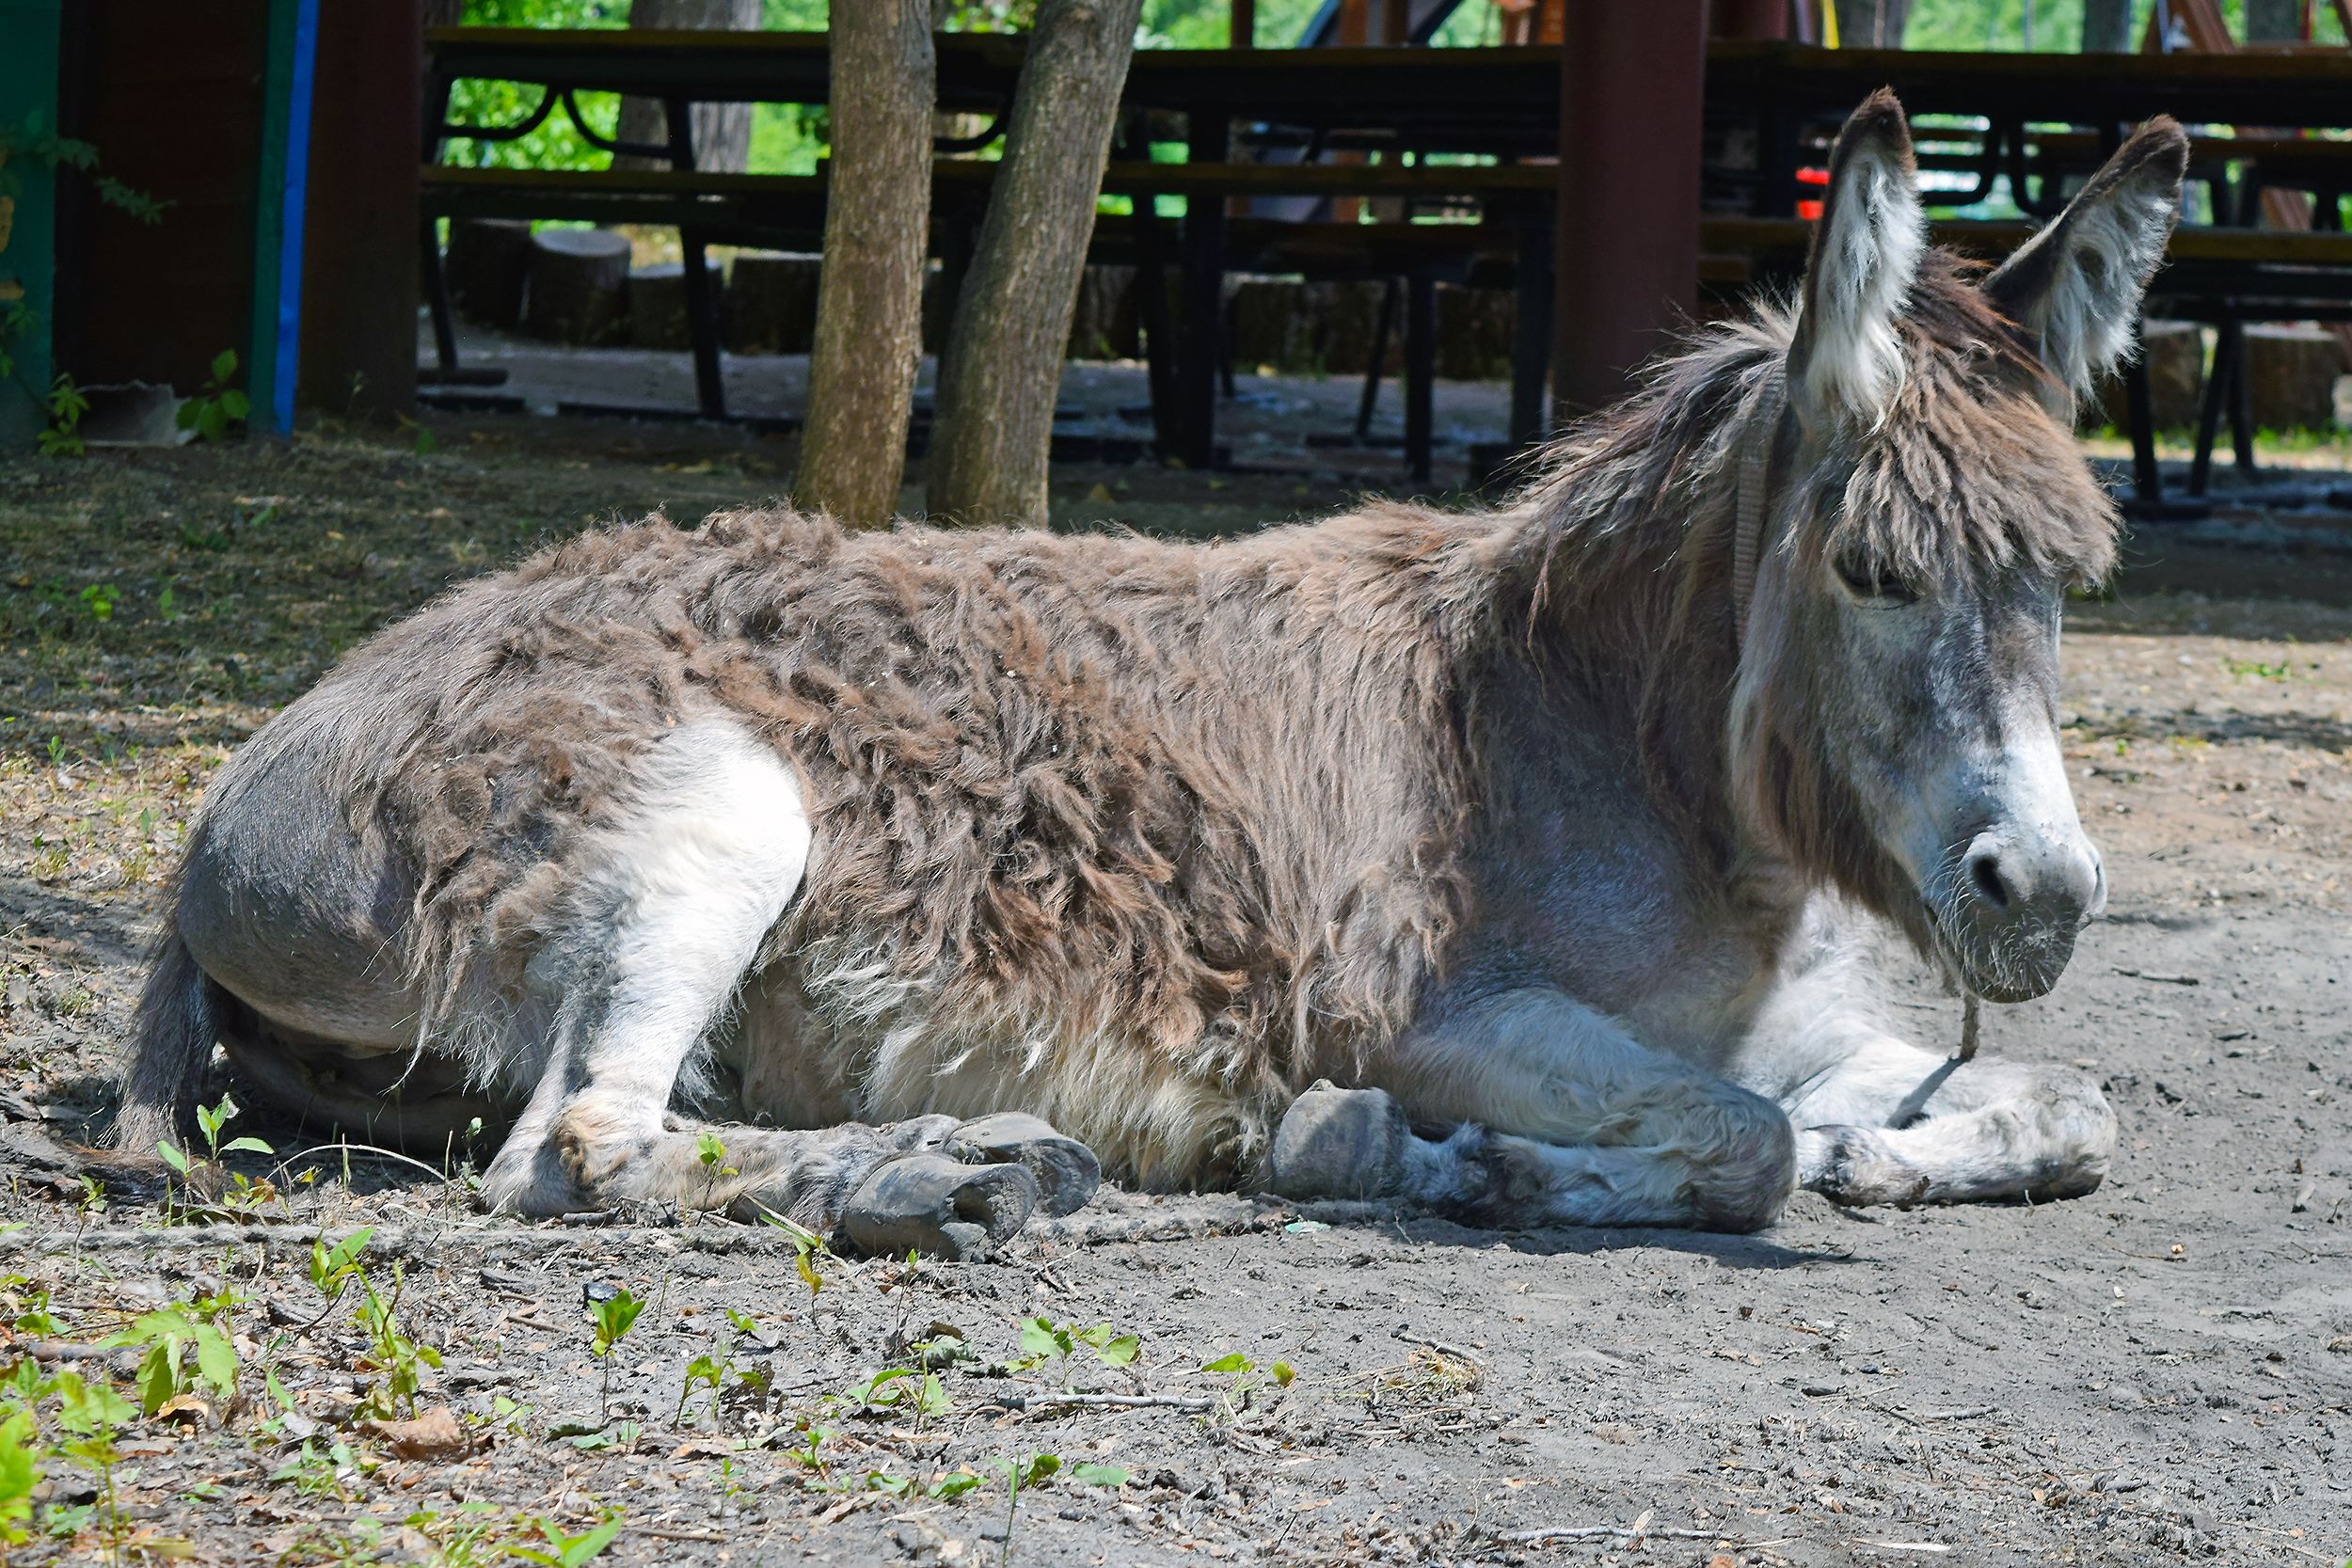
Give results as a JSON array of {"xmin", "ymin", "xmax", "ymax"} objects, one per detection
[
  {"xmin": 946, "ymin": 1113, "xmax": 1101, "ymax": 1218},
  {"xmin": 1804, "ymin": 1126, "xmax": 1931, "ymax": 1210},
  {"xmin": 840, "ymin": 1152, "xmax": 1038, "ymax": 1260},
  {"xmin": 1268, "ymin": 1082, "xmax": 1409, "ymax": 1202}
]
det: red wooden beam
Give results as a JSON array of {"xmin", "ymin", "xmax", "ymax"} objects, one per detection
[{"xmin": 1552, "ymin": 0, "xmax": 1707, "ymax": 415}]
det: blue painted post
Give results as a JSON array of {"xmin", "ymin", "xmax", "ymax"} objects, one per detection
[{"xmin": 246, "ymin": 0, "xmax": 320, "ymax": 436}]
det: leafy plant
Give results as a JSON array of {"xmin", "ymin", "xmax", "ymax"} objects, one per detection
[
  {"xmin": 355, "ymin": 1266, "xmax": 441, "ymax": 1421},
  {"xmin": 1199, "ymin": 1350, "xmax": 1295, "ymax": 1420},
  {"xmin": 107, "ymin": 1296, "xmax": 238, "ymax": 1417},
  {"xmin": 37, "ymin": 375, "xmax": 88, "ymax": 458},
  {"xmin": 1016, "ymin": 1317, "xmax": 1139, "ymax": 1387},
  {"xmin": 0, "ymin": 1409, "xmax": 38, "ymax": 1549},
  {"xmin": 507, "ymin": 1511, "xmax": 625, "ymax": 1568},
  {"xmin": 586, "ymin": 1289, "xmax": 643, "ymax": 1421},
  {"xmin": 176, "ymin": 350, "xmax": 250, "ymax": 443}
]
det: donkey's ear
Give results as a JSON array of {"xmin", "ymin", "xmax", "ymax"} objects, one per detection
[
  {"xmin": 1788, "ymin": 89, "xmax": 1926, "ymax": 427},
  {"xmin": 1982, "ymin": 118, "xmax": 2189, "ymax": 414}
]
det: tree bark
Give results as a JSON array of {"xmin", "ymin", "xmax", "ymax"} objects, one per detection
[
  {"xmin": 1830, "ymin": 0, "xmax": 1910, "ymax": 46},
  {"xmin": 794, "ymin": 2, "xmax": 936, "ymax": 526},
  {"xmin": 2079, "ymin": 0, "xmax": 2133, "ymax": 51},
  {"xmin": 613, "ymin": 0, "xmax": 761, "ymax": 174},
  {"xmin": 927, "ymin": 0, "xmax": 1145, "ymax": 526}
]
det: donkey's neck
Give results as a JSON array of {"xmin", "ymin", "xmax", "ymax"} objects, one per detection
[{"xmin": 1495, "ymin": 331, "xmax": 1792, "ymax": 910}]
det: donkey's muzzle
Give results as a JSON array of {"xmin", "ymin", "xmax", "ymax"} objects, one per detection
[{"xmin": 1947, "ymin": 829, "xmax": 2103, "ymax": 1003}]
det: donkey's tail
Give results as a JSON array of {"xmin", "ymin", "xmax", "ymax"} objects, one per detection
[{"xmin": 110, "ymin": 912, "xmax": 216, "ymax": 1154}]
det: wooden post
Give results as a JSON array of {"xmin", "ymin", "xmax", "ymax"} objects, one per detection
[
  {"xmin": 0, "ymin": 0, "xmax": 62, "ymax": 448},
  {"xmin": 300, "ymin": 0, "xmax": 419, "ymax": 418},
  {"xmin": 1551, "ymin": 0, "xmax": 1706, "ymax": 417},
  {"xmin": 1712, "ymin": 0, "xmax": 1788, "ymax": 39},
  {"xmin": 1231, "ymin": 0, "xmax": 1255, "ymax": 47}
]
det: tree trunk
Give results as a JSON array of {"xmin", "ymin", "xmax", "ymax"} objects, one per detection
[
  {"xmin": 1830, "ymin": 0, "xmax": 1909, "ymax": 46},
  {"xmin": 795, "ymin": 3, "xmax": 936, "ymax": 525},
  {"xmin": 927, "ymin": 0, "xmax": 1145, "ymax": 526},
  {"xmin": 2079, "ymin": 0, "xmax": 2133, "ymax": 51},
  {"xmin": 612, "ymin": 0, "xmax": 761, "ymax": 174}
]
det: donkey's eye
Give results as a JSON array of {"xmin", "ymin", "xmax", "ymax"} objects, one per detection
[{"xmin": 1833, "ymin": 551, "xmax": 1919, "ymax": 605}]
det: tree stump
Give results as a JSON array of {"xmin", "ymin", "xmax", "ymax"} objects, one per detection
[
  {"xmin": 2245, "ymin": 324, "xmax": 2344, "ymax": 432},
  {"xmin": 1066, "ymin": 264, "xmax": 1140, "ymax": 360},
  {"xmin": 444, "ymin": 218, "xmax": 534, "ymax": 331},
  {"xmin": 1436, "ymin": 284, "xmax": 1515, "ymax": 382},
  {"xmin": 1228, "ymin": 277, "xmax": 1311, "ymax": 372},
  {"xmin": 521, "ymin": 228, "xmax": 631, "ymax": 345},
  {"xmin": 2092, "ymin": 319, "xmax": 2202, "ymax": 431},
  {"xmin": 723, "ymin": 251, "xmax": 822, "ymax": 354},
  {"xmin": 627, "ymin": 263, "xmax": 691, "ymax": 351}
]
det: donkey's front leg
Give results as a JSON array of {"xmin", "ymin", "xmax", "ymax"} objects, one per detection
[
  {"xmin": 1272, "ymin": 987, "xmax": 1797, "ymax": 1233},
  {"xmin": 1735, "ymin": 943, "xmax": 2116, "ymax": 1207}
]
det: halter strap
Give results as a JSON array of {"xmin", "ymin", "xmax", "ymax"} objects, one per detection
[{"xmin": 1729, "ymin": 362, "xmax": 1787, "ymax": 652}]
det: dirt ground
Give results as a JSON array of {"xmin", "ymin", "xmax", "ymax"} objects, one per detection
[{"xmin": 1, "ymin": 416, "xmax": 2349, "ymax": 1568}]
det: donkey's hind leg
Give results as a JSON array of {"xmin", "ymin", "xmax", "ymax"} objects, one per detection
[{"xmin": 472, "ymin": 719, "xmax": 1096, "ymax": 1255}]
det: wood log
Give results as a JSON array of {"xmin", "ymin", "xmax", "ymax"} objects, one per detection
[
  {"xmin": 444, "ymin": 217, "xmax": 534, "ymax": 330},
  {"xmin": 2092, "ymin": 319, "xmax": 2203, "ymax": 431},
  {"xmin": 2245, "ymin": 324, "xmax": 2343, "ymax": 432},
  {"xmin": 723, "ymin": 251, "xmax": 822, "ymax": 354},
  {"xmin": 521, "ymin": 228, "xmax": 630, "ymax": 345},
  {"xmin": 626, "ymin": 262, "xmax": 691, "ymax": 351}
]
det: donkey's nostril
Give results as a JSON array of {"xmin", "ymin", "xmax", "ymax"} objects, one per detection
[{"xmin": 1969, "ymin": 849, "xmax": 2011, "ymax": 911}]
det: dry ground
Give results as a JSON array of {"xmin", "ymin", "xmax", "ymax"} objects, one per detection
[{"xmin": 1, "ymin": 421, "xmax": 2349, "ymax": 1568}]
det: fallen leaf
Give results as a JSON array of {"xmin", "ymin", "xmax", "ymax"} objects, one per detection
[{"xmin": 361, "ymin": 1406, "xmax": 473, "ymax": 1461}]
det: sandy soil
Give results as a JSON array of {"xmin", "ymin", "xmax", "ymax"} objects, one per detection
[{"xmin": 1, "ymin": 422, "xmax": 2348, "ymax": 1568}]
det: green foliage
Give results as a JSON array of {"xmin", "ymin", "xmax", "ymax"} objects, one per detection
[
  {"xmin": 506, "ymin": 1512, "xmax": 626, "ymax": 1568},
  {"xmin": 0, "ymin": 1410, "xmax": 38, "ymax": 1548},
  {"xmin": 37, "ymin": 375, "xmax": 87, "ymax": 458},
  {"xmin": 176, "ymin": 351, "xmax": 250, "ymax": 443},
  {"xmin": 1015, "ymin": 1317, "xmax": 1139, "ymax": 1386}
]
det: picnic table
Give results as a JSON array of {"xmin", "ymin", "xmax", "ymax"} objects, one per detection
[{"xmin": 421, "ymin": 27, "xmax": 2352, "ymax": 493}]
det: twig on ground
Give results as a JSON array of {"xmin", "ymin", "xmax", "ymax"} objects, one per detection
[
  {"xmin": 2113, "ymin": 967, "xmax": 2199, "ymax": 986},
  {"xmin": 979, "ymin": 1390, "xmax": 1214, "ymax": 1414},
  {"xmin": 1916, "ymin": 1405, "xmax": 1996, "ymax": 1421},
  {"xmin": 1393, "ymin": 1327, "xmax": 1484, "ymax": 1363},
  {"xmin": 1499, "ymin": 1520, "xmax": 1731, "ymax": 1546}
]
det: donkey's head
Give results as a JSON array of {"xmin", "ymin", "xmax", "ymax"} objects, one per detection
[{"xmin": 1735, "ymin": 91, "xmax": 2187, "ymax": 1003}]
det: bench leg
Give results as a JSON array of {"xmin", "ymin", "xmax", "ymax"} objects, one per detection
[
  {"xmin": 2226, "ymin": 320, "xmax": 2257, "ymax": 481},
  {"xmin": 1178, "ymin": 105, "xmax": 1230, "ymax": 471},
  {"xmin": 1134, "ymin": 201, "xmax": 1178, "ymax": 460},
  {"xmin": 662, "ymin": 94, "xmax": 727, "ymax": 423},
  {"xmin": 1510, "ymin": 214, "xmax": 1554, "ymax": 451},
  {"xmin": 681, "ymin": 235, "xmax": 726, "ymax": 422},
  {"xmin": 421, "ymin": 220, "xmax": 462, "ymax": 383},
  {"xmin": 1356, "ymin": 279, "xmax": 1398, "ymax": 441},
  {"xmin": 2124, "ymin": 349, "xmax": 2163, "ymax": 506},
  {"xmin": 1406, "ymin": 268, "xmax": 1435, "ymax": 487},
  {"xmin": 2189, "ymin": 326, "xmax": 2226, "ymax": 498}
]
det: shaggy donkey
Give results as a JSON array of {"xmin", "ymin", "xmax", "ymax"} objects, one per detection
[{"xmin": 117, "ymin": 95, "xmax": 2187, "ymax": 1256}]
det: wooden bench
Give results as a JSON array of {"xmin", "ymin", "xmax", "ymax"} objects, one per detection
[{"xmin": 421, "ymin": 152, "xmax": 1553, "ymax": 480}]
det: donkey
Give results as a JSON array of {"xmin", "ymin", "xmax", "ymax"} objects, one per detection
[{"xmin": 115, "ymin": 94, "xmax": 2187, "ymax": 1256}]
